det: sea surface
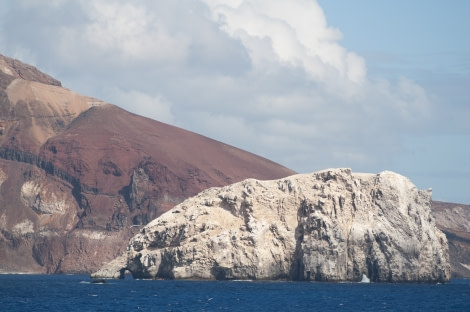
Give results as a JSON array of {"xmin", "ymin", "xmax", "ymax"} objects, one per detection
[{"xmin": 0, "ymin": 274, "xmax": 469, "ymax": 311}]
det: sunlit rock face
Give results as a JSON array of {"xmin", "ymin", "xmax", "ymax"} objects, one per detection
[{"xmin": 93, "ymin": 168, "xmax": 450, "ymax": 283}]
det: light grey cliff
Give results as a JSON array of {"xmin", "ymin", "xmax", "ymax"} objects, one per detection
[{"xmin": 92, "ymin": 169, "xmax": 450, "ymax": 282}]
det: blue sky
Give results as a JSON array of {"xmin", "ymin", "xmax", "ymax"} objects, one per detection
[
  {"xmin": 318, "ymin": 0, "xmax": 470, "ymax": 203},
  {"xmin": 1, "ymin": 0, "xmax": 469, "ymax": 204}
]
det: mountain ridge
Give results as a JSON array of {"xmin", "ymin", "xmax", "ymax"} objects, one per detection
[{"xmin": 0, "ymin": 53, "xmax": 61, "ymax": 86}]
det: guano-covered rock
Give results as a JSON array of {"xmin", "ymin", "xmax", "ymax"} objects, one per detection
[{"xmin": 92, "ymin": 169, "xmax": 450, "ymax": 283}]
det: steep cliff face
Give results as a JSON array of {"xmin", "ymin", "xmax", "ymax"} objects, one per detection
[
  {"xmin": 0, "ymin": 54, "xmax": 295, "ymax": 274},
  {"xmin": 93, "ymin": 169, "xmax": 450, "ymax": 283}
]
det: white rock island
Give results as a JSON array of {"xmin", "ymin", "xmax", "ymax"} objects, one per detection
[{"xmin": 92, "ymin": 168, "xmax": 450, "ymax": 282}]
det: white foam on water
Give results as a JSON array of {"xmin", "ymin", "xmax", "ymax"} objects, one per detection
[{"xmin": 360, "ymin": 274, "xmax": 370, "ymax": 283}]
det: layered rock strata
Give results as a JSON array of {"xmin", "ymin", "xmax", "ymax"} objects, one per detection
[{"xmin": 92, "ymin": 168, "xmax": 450, "ymax": 283}]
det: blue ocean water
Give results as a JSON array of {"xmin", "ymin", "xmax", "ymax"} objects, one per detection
[{"xmin": 0, "ymin": 274, "xmax": 469, "ymax": 311}]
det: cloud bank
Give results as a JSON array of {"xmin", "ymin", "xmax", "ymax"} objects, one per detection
[{"xmin": 0, "ymin": 0, "xmax": 438, "ymax": 177}]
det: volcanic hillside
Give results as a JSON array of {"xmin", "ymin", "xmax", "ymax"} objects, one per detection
[
  {"xmin": 0, "ymin": 54, "xmax": 295, "ymax": 273},
  {"xmin": 0, "ymin": 54, "xmax": 469, "ymax": 277}
]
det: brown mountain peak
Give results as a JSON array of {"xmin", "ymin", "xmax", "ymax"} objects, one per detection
[{"xmin": 0, "ymin": 53, "xmax": 61, "ymax": 86}]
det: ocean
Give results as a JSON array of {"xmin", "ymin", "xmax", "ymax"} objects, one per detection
[{"xmin": 0, "ymin": 274, "xmax": 469, "ymax": 311}]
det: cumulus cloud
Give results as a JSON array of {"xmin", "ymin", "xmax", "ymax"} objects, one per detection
[
  {"xmin": 203, "ymin": 0, "xmax": 366, "ymax": 83},
  {"xmin": 0, "ymin": 0, "xmax": 436, "ymax": 175}
]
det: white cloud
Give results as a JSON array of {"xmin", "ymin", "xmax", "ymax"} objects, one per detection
[
  {"xmin": 202, "ymin": 0, "xmax": 366, "ymax": 83},
  {"xmin": 0, "ymin": 0, "xmax": 438, "ymax": 176}
]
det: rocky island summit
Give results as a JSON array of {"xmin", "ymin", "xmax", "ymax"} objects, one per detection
[{"xmin": 92, "ymin": 168, "xmax": 450, "ymax": 283}]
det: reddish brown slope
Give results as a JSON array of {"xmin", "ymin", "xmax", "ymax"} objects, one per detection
[
  {"xmin": 41, "ymin": 104, "xmax": 294, "ymax": 195},
  {"xmin": 0, "ymin": 54, "xmax": 294, "ymax": 273}
]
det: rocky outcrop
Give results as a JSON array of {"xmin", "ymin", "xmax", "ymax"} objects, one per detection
[{"xmin": 93, "ymin": 169, "xmax": 450, "ymax": 283}]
